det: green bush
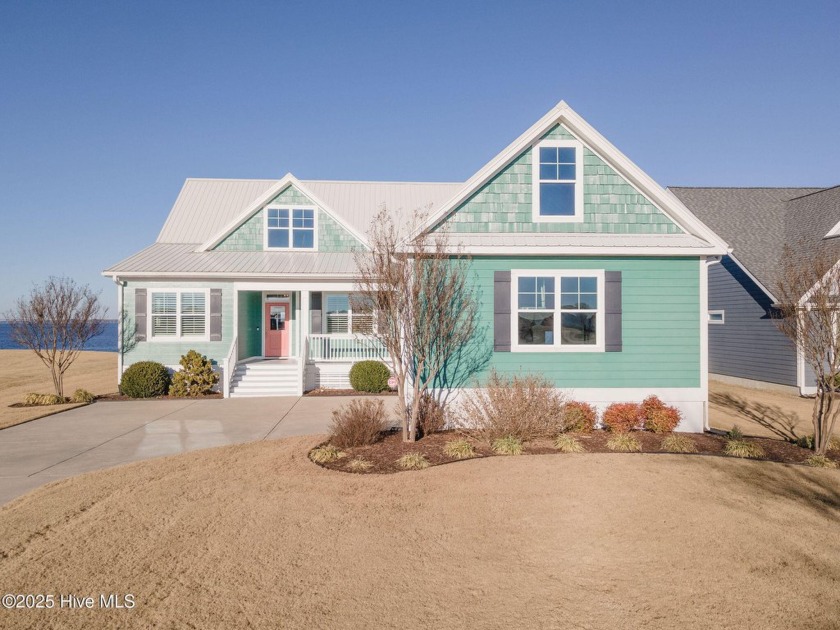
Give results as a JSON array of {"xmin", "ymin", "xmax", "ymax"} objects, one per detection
[
  {"xmin": 120, "ymin": 361, "xmax": 171, "ymax": 398},
  {"xmin": 349, "ymin": 360, "xmax": 390, "ymax": 393},
  {"xmin": 70, "ymin": 389, "xmax": 95, "ymax": 403},
  {"xmin": 170, "ymin": 350, "xmax": 219, "ymax": 397}
]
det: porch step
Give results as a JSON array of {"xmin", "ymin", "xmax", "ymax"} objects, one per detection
[{"xmin": 229, "ymin": 360, "xmax": 300, "ymax": 397}]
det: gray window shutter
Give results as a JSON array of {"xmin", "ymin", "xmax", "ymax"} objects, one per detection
[
  {"xmin": 311, "ymin": 292, "xmax": 323, "ymax": 334},
  {"xmin": 605, "ymin": 271, "xmax": 622, "ymax": 352},
  {"xmin": 134, "ymin": 289, "xmax": 147, "ymax": 342},
  {"xmin": 209, "ymin": 289, "xmax": 223, "ymax": 341},
  {"xmin": 494, "ymin": 271, "xmax": 511, "ymax": 352}
]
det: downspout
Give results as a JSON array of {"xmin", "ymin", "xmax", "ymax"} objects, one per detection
[
  {"xmin": 702, "ymin": 256, "xmax": 722, "ymax": 431},
  {"xmin": 113, "ymin": 276, "xmax": 125, "ymax": 386}
]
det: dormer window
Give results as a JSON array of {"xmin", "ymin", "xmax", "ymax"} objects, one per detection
[
  {"xmin": 532, "ymin": 139, "xmax": 584, "ymax": 222},
  {"xmin": 266, "ymin": 207, "xmax": 316, "ymax": 250}
]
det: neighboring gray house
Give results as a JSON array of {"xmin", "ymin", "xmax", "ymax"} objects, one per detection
[{"xmin": 671, "ymin": 186, "xmax": 840, "ymax": 395}]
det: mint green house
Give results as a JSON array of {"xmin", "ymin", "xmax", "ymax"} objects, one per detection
[{"xmin": 104, "ymin": 102, "xmax": 728, "ymax": 432}]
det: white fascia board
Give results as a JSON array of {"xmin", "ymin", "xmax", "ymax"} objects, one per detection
[
  {"xmin": 825, "ymin": 219, "xmax": 840, "ymax": 239},
  {"xmin": 441, "ymin": 245, "xmax": 724, "ymax": 256},
  {"xmin": 196, "ymin": 174, "xmax": 371, "ymax": 252},
  {"xmin": 412, "ymin": 100, "xmax": 730, "ymax": 255},
  {"xmin": 726, "ymin": 254, "xmax": 780, "ymax": 304},
  {"xmin": 797, "ymin": 258, "xmax": 840, "ymax": 307},
  {"xmin": 108, "ymin": 271, "xmax": 357, "ymax": 281}
]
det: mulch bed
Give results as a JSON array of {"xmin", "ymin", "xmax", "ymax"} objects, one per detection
[
  {"xmin": 304, "ymin": 388, "xmax": 397, "ymax": 397},
  {"xmin": 313, "ymin": 429, "xmax": 839, "ymax": 474}
]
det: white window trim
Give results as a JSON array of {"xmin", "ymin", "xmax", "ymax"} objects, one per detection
[
  {"xmin": 708, "ymin": 310, "xmax": 725, "ymax": 324},
  {"xmin": 510, "ymin": 269, "xmax": 605, "ymax": 352},
  {"xmin": 148, "ymin": 288, "xmax": 211, "ymax": 342},
  {"xmin": 531, "ymin": 139, "xmax": 584, "ymax": 223},
  {"xmin": 264, "ymin": 205, "xmax": 319, "ymax": 252}
]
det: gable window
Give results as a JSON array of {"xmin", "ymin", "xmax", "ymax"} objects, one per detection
[
  {"xmin": 266, "ymin": 207, "xmax": 316, "ymax": 249},
  {"xmin": 150, "ymin": 290, "xmax": 208, "ymax": 340},
  {"xmin": 512, "ymin": 270, "xmax": 603, "ymax": 352},
  {"xmin": 532, "ymin": 139, "xmax": 584, "ymax": 222}
]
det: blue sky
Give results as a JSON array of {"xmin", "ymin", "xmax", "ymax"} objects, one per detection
[{"xmin": 1, "ymin": 0, "xmax": 838, "ymax": 313}]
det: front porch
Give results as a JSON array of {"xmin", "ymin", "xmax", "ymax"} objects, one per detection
[{"xmin": 222, "ymin": 286, "xmax": 388, "ymax": 397}]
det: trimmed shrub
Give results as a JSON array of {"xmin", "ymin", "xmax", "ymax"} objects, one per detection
[
  {"xmin": 397, "ymin": 452, "xmax": 429, "ymax": 470},
  {"xmin": 349, "ymin": 361, "xmax": 390, "ymax": 393},
  {"xmin": 661, "ymin": 434, "xmax": 698, "ymax": 454},
  {"xmin": 170, "ymin": 350, "xmax": 219, "ymax": 397},
  {"xmin": 310, "ymin": 444, "xmax": 345, "ymax": 464},
  {"xmin": 562, "ymin": 401, "xmax": 597, "ymax": 433},
  {"xmin": 443, "ymin": 438, "xmax": 476, "ymax": 459},
  {"xmin": 329, "ymin": 399, "xmax": 389, "ymax": 448},
  {"xmin": 602, "ymin": 403, "xmax": 641, "ymax": 433},
  {"xmin": 411, "ymin": 392, "xmax": 447, "ymax": 438},
  {"xmin": 492, "ymin": 436, "xmax": 524, "ymax": 456},
  {"xmin": 639, "ymin": 396, "xmax": 681, "ymax": 433},
  {"xmin": 459, "ymin": 370, "xmax": 568, "ymax": 442},
  {"xmin": 120, "ymin": 361, "xmax": 170, "ymax": 398},
  {"xmin": 70, "ymin": 389, "xmax": 95, "ymax": 403},
  {"xmin": 724, "ymin": 439, "xmax": 765, "ymax": 459},
  {"xmin": 554, "ymin": 435, "xmax": 585, "ymax": 453},
  {"xmin": 606, "ymin": 433, "xmax": 642, "ymax": 452},
  {"xmin": 23, "ymin": 392, "xmax": 66, "ymax": 406}
]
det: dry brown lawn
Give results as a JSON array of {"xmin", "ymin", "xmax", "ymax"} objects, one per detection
[
  {"xmin": 710, "ymin": 379, "xmax": 817, "ymax": 440},
  {"xmin": 1, "ymin": 436, "xmax": 838, "ymax": 629},
  {"xmin": 0, "ymin": 350, "xmax": 117, "ymax": 429}
]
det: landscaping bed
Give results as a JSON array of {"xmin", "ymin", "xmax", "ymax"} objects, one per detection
[
  {"xmin": 313, "ymin": 429, "xmax": 837, "ymax": 474},
  {"xmin": 96, "ymin": 392, "xmax": 223, "ymax": 401},
  {"xmin": 304, "ymin": 388, "xmax": 397, "ymax": 397}
]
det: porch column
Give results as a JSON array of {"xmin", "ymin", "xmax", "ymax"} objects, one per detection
[{"xmin": 299, "ymin": 289, "xmax": 310, "ymax": 360}]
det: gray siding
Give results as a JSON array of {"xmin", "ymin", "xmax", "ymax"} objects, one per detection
[{"xmin": 708, "ymin": 256, "xmax": 796, "ymax": 386}]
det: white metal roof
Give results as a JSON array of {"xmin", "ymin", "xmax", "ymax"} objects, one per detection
[
  {"xmin": 104, "ymin": 243, "xmax": 359, "ymax": 277},
  {"xmin": 156, "ymin": 178, "xmax": 462, "ymax": 245}
]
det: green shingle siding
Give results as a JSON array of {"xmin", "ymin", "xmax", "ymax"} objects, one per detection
[
  {"xmin": 464, "ymin": 256, "xmax": 700, "ymax": 388},
  {"xmin": 437, "ymin": 124, "xmax": 682, "ymax": 234},
  {"xmin": 213, "ymin": 184, "xmax": 364, "ymax": 252}
]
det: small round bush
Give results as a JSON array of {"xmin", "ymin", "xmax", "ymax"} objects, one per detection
[
  {"xmin": 349, "ymin": 360, "xmax": 390, "ymax": 393},
  {"xmin": 171, "ymin": 350, "xmax": 219, "ymax": 397},
  {"xmin": 602, "ymin": 402, "xmax": 641, "ymax": 433},
  {"xmin": 639, "ymin": 395, "xmax": 682, "ymax": 433},
  {"xmin": 562, "ymin": 401, "xmax": 597, "ymax": 433},
  {"xmin": 120, "ymin": 361, "xmax": 171, "ymax": 398}
]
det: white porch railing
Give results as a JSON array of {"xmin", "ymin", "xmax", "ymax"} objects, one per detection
[
  {"xmin": 223, "ymin": 334, "xmax": 238, "ymax": 398},
  {"xmin": 307, "ymin": 334, "xmax": 388, "ymax": 362}
]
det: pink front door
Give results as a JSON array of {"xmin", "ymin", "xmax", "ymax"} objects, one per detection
[{"xmin": 265, "ymin": 303, "xmax": 290, "ymax": 357}]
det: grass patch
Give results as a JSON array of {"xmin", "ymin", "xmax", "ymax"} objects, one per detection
[
  {"xmin": 828, "ymin": 436, "xmax": 840, "ymax": 453},
  {"xmin": 606, "ymin": 433, "xmax": 641, "ymax": 453},
  {"xmin": 724, "ymin": 439, "xmax": 765, "ymax": 459},
  {"xmin": 397, "ymin": 453, "xmax": 429, "ymax": 470},
  {"xmin": 492, "ymin": 436, "xmax": 524, "ymax": 456},
  {"xmin": 553, "ymin": 435, "xmax": 585, "ymax": 453},
  {"xmin": 70, "ymin": 388, "xmax": 95, "ymax": 403},
  {"xmin": 443, "ymin": 438, "xmax": 476, "ymax": 459},
  {"xmin": 22, "ymin": 392, "xmax": 67, "ymax": 406},
  {"xmin": 805, "ymin": 455, "xmax": 838, "ymax": 469},
  {"xmin": 310, "ymin": 444, "xmax": 346, "ymax": 464},
  {"xmin": 661, "ymin": 434, "xmax": 698, "ymax": 454},
  {"xmin": 346, "ymin": 458, "xmax": 373, "ymax": 472}
]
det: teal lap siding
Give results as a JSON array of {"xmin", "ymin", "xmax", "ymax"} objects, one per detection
[{"xmin": 466, "ymin": 256, "xmax": 700, "ymax": 388}]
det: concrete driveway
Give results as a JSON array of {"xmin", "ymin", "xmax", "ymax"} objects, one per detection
[{"xmin": 0, "ymin": 395, "xmax": 392, "ymax": 506}]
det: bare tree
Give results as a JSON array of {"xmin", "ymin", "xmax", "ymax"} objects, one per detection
[
  {"xmin": 3, "ymin": 277, "xmax": 107, "ymax": 399},
  {"xmin": 773, "ymin": 246, "xmax": 840, "ymax": 455},
  {"xmin": 354, "ymin": 207, "xmax": 481, "ymax": 442}
]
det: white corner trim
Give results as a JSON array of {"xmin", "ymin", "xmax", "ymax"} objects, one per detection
[{"xmin": 410, "ymin": 100, "xmax": 730, "ymax": 255}]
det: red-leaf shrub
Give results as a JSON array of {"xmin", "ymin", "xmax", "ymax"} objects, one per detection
[
  {"xmin": 639, "ymin": 395, "xmax": 682, "ymax": 433},
  {"xmin": 562, "ymin": 401, "xmax": 598, "ymax": 433},
  {"xmin": 602, "ymin": 403, "xmax": 641, "ymax": 433},
  {"xmin": 646, "ymin": 406, "xmax": 682, "ymax": 433}
]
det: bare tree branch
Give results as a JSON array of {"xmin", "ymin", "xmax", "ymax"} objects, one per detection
[{"xmin": 3, "ymin": 277, "xmax": 107, "ymax": 398}]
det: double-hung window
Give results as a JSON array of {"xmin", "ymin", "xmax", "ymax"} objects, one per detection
[
  {"xmin": 532, "ymin": 139, "xmax": 584, "ymax": 222},
  {"xmin": 266, "ymin": 207, "xmax": 316, "ymax": 249},
  {"xmin": 513, "ymin": 270, "xmax": 604, "ymax": 351},
  {"xmin": 324, "ymin": 293, "xmax": 377, "ymax": 334},
  {"xmin": 150, "ymin": 290, "xmax": 208, "ymax": 340}
]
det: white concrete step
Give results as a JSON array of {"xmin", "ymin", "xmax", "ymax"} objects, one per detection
[{"xmin": 229, "ymin": 360, "xmax": 301, "ymax": 397}]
